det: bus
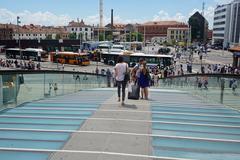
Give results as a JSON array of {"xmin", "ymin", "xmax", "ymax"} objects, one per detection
[
  {"xmin": 5, "ymin": 48, "xmax": 48, "ymax": 61},
  {"xmin": 119, "ymin": 42, "xmax": 143, "ymax": 51},
  {"xmin": 101, "ymin": 51, "xmax": 173, "ymax": 68},
  {"xmin": 50, "ymin": 52, "xmax": 90, "ymax": 66}
]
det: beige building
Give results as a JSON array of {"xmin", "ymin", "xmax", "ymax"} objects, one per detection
[
  {"xmin": 167, "ymin": 27, "xmax": 189, "ymax": 44},
  {"xmin": 12, "ymin": 24, "xmax": 68, "ymax": 40}
]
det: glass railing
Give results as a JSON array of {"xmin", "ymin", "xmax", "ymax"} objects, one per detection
[
  {"xmin": 158, "ymin": 74, "xmax": 240, "ymax": 111},
  {"xmin": 0, "ymin": 70, "xmax": 108, "ymax": 110}
]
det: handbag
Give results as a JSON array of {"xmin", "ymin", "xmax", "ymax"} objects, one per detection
[{"xmin": 124, "ymin": 63, "xmax": 130, "ymax": 82}]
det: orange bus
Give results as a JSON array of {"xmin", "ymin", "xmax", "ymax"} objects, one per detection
[{"xmin": 50, "ymin": 52, "xmax": 90, "ymax": 66}]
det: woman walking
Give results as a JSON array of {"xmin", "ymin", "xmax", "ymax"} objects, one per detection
[
  {"xmin": 114, "ymin": 56, "xmax": 129, "ymax": 105},
  {"xmin": 138, "ymin": 62, "xmax": 150, "ymax": 100}
]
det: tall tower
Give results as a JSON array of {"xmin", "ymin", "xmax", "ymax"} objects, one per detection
[
  {"xmin": 202, "ymin": 2, "xmax": 205, "ymax": 16},
  {"xmin": 99, "ymin": 0, "xmax": 103, "ymax": 28}
]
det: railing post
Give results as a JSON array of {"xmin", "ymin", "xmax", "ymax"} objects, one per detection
[
  {"xmin": 220, "ymin": 78, "xmax": 225, "ymax": 104},
  {"xmin": 43, "ymin": 72, "xmax": 46, "ymax": 97}
]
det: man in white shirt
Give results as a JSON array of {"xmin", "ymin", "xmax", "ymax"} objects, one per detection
[{"xmin": 114, "ymin": 56, "xmax": 129, "ymax": 105}]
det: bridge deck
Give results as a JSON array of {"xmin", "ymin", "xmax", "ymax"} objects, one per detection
[{"xmin": 0, "ymin": 89, "xmax": 239, "ymax": 160}]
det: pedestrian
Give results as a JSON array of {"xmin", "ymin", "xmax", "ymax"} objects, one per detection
[
  {"xmin": 114, "ymin": 56, "xmax": 129, "ymax": 105},
  {"xmin": 131, "ymin": 58, "xmax": 145, "ymax": 83},
  {"xmin": 138, "ymin": 62, "xmax": 150, "ymax": 100},
  {"xmin": 106, "ymin": 68, "xmax": 112, "ymax": 87}
]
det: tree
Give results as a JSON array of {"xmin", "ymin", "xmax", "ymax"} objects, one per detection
[
  {"xmin": 55, "ymin": 34, "xmax": 61, "ymax": 40},
  {"xmin": 106, "ymin": 34, "xmax": 113, "ymax": 41},
  {"xmin": 99, "ymin": 33, "xmax": 104, "ymax": 41},
  {"xmin": 69, "ymin": 32, "xmax": 77, "ymax": 39},
  {"xmin": 126, "ymin": 32, "xmax": 143, "ymax": 42},
  {"xmin": 46, "ymin": 34, "xmax": 52, "ymax": 40}
]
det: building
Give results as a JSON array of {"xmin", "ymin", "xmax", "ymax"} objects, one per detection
[
  {"xmin": 188, "ymin": 11, "xmax": 209, "ymax": 43},
  {"xmin": 212, "ymin": 3, "xmax": 231, "ymax": 48},
  {"xmin": 66, "ymin": 19, "xmax": 93, "ymax": 41},
  {"xmin": 229, "ymin": 0, "xmax": 240, "ymax": 47},
  {"xmin": 11, "ymin": 24, "xmax": 68, "ymax": 40},
  {"xmin": 208, "ymin": 30, "xmax": 213, "ymax": 41},
  {"xmin": 137, "ymin": 21, "xmax": 188, "ymax": 42},
  {"xmin": 167, "ymin": 27, "xmax": 189, "ymax": 44},
  {"xmin": 213, "ymin": 0, "xmax": 240, "ymax": 48},
  {"xmin": 0, "ymin": 24, "xmax": 14, "ymax": 40},
  {"xmin": 229, "ymin": 46, "xmax": 240, "ymax": 68}
]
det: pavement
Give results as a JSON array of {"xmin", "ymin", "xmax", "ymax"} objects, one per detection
[
  {"xmin": 49, "ymin": 90, "xmax": 152, "ymax": 160},
  {"xmin": 0, "ymin": 48, "xmax": 234, "ymax": 74}
]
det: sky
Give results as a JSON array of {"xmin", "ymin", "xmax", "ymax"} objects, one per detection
[{"xmin": 0, "ymin": 0, "xmax": 233, "ymax": 28}]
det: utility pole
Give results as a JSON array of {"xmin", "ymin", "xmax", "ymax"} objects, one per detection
[
  {"xmin": 144, "ymin": 25, "xmax": 146, "ymax": 47},
  {"xmin": 202, "ymin": 1, "xmax": 206, "ymax": 44}
]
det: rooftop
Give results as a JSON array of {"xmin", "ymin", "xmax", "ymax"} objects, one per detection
[
  {"xmin": 142, "ymin": 21, "xmax": 187, "ymax": 26},
  {"xmin": 68, "ymin": 19, "xmax": 91, "ymax": 28}
]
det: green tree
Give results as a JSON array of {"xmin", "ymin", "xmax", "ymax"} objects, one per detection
[
  {"xmin": 126, "ymin": 32, "xmax": 143, "ymax": 42},
  {"xmin": 55, "ymin": 34, "xmax": 61, "ymax": 40},
  {"xmin": 106, "ymin": 34, "xmax": 113, "ymax": 41},
  {"xmin": 46, "ymin": 34, "xmax": 52, "ymax": 40},
  {"xmin": 99, "ymin": 33, "xmax": 104, "ymax": 41},
  {"xmin": 69, "ymin": 32, "xmax": 77, "ymax": 39}
]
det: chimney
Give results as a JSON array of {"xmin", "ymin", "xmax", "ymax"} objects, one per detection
[{"xmin": 111, "ymin": 9, "xmax": 114, "ymax": 30}]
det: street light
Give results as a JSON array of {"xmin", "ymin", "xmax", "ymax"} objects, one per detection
[{"xmin": 56, "ymin": 49, "xmax": 59, "ymax": 70}]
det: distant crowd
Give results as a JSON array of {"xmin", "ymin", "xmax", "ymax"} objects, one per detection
[
  {"xmin": 201, "ymin": 64, "xmax": 240, "ymax": 74},
  {"xmin": 0, "ymin": 58, "xmax": 41, "ymax": 70}
]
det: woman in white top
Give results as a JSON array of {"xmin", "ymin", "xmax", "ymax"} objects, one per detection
[{"xmin": 114, "ymin": 56, "xmax": 129, "ymax": 105}]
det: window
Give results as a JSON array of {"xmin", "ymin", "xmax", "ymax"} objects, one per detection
[
  {"xmin": 214, "ymin": 8, "xmax": 226, "ymax": 14},
  {"xmin": 214, "ymin": 15, "xmax": 226, "ymax": 20},
  {"xmin": 85, "ymin": 28, "xmax": 88, "ymax": 31},
  {"xmin": 80, "ymin": 28, "xmax": 82, "ymax": 31},
  {"xmin": 213, "ymin": 27, "xmax": 225, "ymax": 31},
  {"xmin": 213, "ymin": 33, "xmax": 224, "ymax": 37},
  {"xmin": 214, "ymin": 21, "xmax": 225, "ymax": 25}
]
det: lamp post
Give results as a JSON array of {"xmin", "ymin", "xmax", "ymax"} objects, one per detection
[
  {"xmin": 17, "ymin": 16, "xmax": 21, "ymax": 59},
  {"xmin": 56, "ymin": 49, "xmax": 59, "ymax": 70}
]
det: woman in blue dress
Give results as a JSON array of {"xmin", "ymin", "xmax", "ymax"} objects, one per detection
[{"xmin": 138, "ymin": 62, "xmax": 150, "ymax": 100}]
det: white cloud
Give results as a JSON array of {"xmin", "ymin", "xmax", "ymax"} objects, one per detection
[
  {"xmin": 153, "ymin": 10, "xmax": 186, "ymax": 22},
  {"xmin": 152, "ymin": 6, "xmax": 215, "ymax": 29},
  {"xmin": 0, "ymin": 7, "xmax": 216, "ymax": 28},
  {"xmin": 84, "ymin": 14, "xmax": 143, "ymax": 26},
  {"xmin": 0, "ymin": 8, "xmax": 71, "ymax": 26},
  {"xmin": 0, "ymin": 8, "xmax": 142, "ymax": 27}
]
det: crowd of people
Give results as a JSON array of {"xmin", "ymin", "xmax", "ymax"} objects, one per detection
[
  {"xmin": 202, "ymin": 64, "xmax": 240, "ymax": 74},
  {"xmin": 0, "ymin": 58, "xmax": 41, "ymax": 70}
]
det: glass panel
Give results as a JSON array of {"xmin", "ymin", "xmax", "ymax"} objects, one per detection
[
  {"xmin": 0, "ymin": 71, "xmax": 108, "ymax": 109},
  {"xmin": 158, "ymin": 75, "xmax": 240, "ymax": 110}
]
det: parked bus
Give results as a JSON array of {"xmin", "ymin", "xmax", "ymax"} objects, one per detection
[
  {"xmin": 5, "ymin": 48, "xmax": 48, "ymax": 61},
  {"xmin": 50, "ymin": 52, "xmax": 90, "ymax": 66},
  {"xmin": 119, "ymin": 42, "xmax": 143, "ymax": 51},
  {"xmin": 102, "ymin": 51, "xmax": 173, "ymax": 68}
]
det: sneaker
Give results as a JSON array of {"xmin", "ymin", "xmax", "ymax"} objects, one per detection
[
  {"xmin": 118, "ymin": 97, "xmax": 120, "ymax": 102},
  {"xmin": 121, "ymin": 101, "xmax": 125, "ymax": 106}
]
